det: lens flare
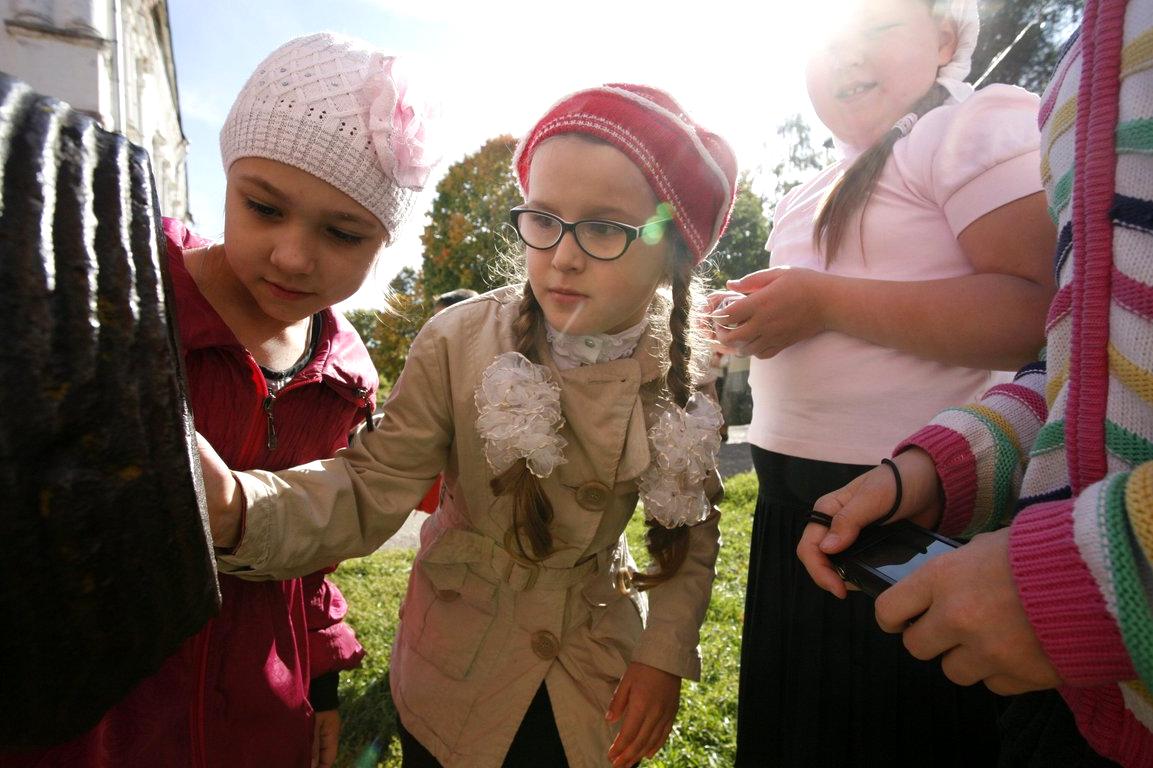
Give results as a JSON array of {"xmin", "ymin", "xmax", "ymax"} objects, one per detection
[{"xmin": 642, "ymin": 203, "xmax": 675, "ymax": 245}]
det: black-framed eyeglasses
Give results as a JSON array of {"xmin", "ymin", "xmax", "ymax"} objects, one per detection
[{"xmin": 509, "ymin": 207, "xmax": 671, "ymax": 261}]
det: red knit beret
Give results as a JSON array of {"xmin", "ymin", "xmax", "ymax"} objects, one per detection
[{"xmin": 512, "ymin": 84, "xmax": 739, "ymax": 265}]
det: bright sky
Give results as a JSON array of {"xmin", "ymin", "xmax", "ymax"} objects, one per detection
[{"xmin": 168, "ymin": 0, "xmax": 830, "ymax": 309}]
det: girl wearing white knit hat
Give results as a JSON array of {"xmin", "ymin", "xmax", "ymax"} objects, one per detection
[
  {"xmin": 193, "ymin": 32, "xmax": 437, "ymax": 768},
  {"xmin": 5, "ymin": 32, "xmax": 440, "ymax": 768},
  {"xmin": 711, "ymin": 1, "xmax": 1057, "ymax": 765}
]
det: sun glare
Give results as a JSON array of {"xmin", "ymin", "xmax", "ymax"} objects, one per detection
[
  {"xmin": 353, "ymin": 1, "xmax": 843, "ymax": 309},
  {"xmin": 763, "ymin": 2, "xmax": 845, "ymax": 62}
]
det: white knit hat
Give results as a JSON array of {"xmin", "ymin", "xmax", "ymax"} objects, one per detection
[{"xmin": 220, "ymin": 32, "xmax": 439, "ymax": 240}]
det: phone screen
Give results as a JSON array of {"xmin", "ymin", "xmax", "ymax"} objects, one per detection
[{"xmin": 853, "ymin": 527, "xmax": 957, "ymax": 583}]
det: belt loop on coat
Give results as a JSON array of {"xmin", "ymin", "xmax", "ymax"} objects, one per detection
[
  {"xmin": 504, "ymin": 559, "xmax": 541, "ymax": 591},
  {"xmin": 501, "ymin": 529, "xmax": 541, "ymax": 591}
]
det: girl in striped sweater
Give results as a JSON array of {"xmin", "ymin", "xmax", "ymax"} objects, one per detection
[{"xmin": 801, "ymin": 2, "xmax": 1153, "ymax": 764}]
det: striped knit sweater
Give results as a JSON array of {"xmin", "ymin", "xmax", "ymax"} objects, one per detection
[{"xmin": 900, "ymin": 2, "xmax": 1153, "ymax": 764}]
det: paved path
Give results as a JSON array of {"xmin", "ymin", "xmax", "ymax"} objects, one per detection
[
  {"xmin": 719, "ymin": 424, "xmax": 753, "ymax": 478},
  {"xmin": 379, "ymin": 425, "xmax": 753, "ymax": 551},
  {"xmin": 379, "ymin": 509, "xmax": 428, "ymax": 550}
]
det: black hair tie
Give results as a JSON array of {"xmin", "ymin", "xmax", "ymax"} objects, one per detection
[{"xmin": 876, "ymin": 458, "xmax": 903, "ymax": 525}]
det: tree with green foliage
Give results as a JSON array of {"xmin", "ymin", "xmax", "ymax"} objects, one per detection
[
  {"xmin": 420, "ymin": 135, "xmax": 521, "ymax": 303},
  {"xmin": 709, "ymin": 173, "xmax": 772, "ymax": 287},
  {"xmin": 343, "ymin": 308, "xmax": 382, "ymax": 367},
  {"xmin": 769, "ymin": 114, "xmax": 836, "ymax": 203},
  {"xmin": 707, "ymin": 114, "xmax": 838, "ymax": 286},
  {"xmin": 970, "ymin": 0, "xmax": 1081, "ymax": 93},
  {"xmin": 344, "ymin": 266, "xmax": 427, "ymax": 394},
  {"xmin": 736, "ymin": 114, "xmax": 837, "ymax": 270}
]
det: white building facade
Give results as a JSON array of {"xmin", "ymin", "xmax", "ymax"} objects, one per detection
[{"xmin": 0, "ymin": 0, "xmax": 189, "ymax": 220}]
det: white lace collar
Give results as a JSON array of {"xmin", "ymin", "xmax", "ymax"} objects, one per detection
[
  {"xmin": 474, "ymin": 351, "xmax": 722, "ymax": 528},
  {"xmin": 545, "ymin": 320, "xmax": 648, "ymax": 370}
]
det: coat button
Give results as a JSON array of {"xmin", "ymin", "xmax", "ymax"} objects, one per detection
[
  {"xmin": 615, "ymin": 567, "xmax": 634, "ymax": 596},
  {"xmin": 575, "ymin": 481, "xmax": 611, "ymax": 511},
  {"xmin": 531, "ymin": 630, "xmax": 560, "ymax": 660},
  {"xmin": 436, "ymin": 589, "xmax": 461, "ymax": 602}
]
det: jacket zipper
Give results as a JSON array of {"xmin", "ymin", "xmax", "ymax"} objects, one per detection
[
  {"xmin": 263, "ymin": 393, "xmax": 278, "ymax": 450},
  {"xmin": 263, "ymin": 382, "xmax": 370, "ymax": 451},
  {"xmin": 189, "ymin": 345, "xmax": 369, "ymax": 761},
  {"xmin": 357, "ymin": 387, "xmax": 375, "ymax": 432},
  {"xmin": 252, "ymin": 363, "xmax": 372, "ymax": 457}
]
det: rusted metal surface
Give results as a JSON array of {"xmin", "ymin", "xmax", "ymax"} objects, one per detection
[{"xmin": 0, "ymin": 72, "xmax": 219, "ymax": 747}]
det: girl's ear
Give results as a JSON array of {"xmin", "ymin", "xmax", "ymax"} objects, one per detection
[{"xmin": 936, "ymin": 17, "xmax": 959, "ymax": 67}]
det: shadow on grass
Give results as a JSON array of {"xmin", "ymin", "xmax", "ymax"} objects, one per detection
[{"xmin": 338, "ymin": 672, "xmax": 400, "ymax": 768}]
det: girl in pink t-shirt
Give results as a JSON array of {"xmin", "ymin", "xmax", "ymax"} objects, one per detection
[{"xmin": 711, "ymin": 1, "xmax": 1057, "ymax": 765}]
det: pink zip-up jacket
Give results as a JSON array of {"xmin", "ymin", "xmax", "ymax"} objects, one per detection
[{"xmin": 2, "ymin": 219, "xmax": 375, "ymax": 767}]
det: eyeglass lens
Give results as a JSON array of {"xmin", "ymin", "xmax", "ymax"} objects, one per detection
[{"xmin": 516, "ymin": 211, "xmax": 629, "ymax": 260}]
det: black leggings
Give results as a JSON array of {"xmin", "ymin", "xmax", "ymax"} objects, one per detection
[{"xmin": 398, "ymin": 684, "xmax": 569, "ymax": 768}]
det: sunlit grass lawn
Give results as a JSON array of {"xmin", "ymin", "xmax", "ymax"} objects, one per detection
[{"xmin": 330, "ymin": 470, "xmax": 758, "ymax": 767}]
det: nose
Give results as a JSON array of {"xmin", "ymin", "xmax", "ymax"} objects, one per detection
[
  {"xmin": 549, "ymin": 229, "xmax": 586, "ymax": 273},
  {"xmin": 830, "ymin": 39, "xmax": 865, "ymax": 71},
  {"xmin": 269, "ymin": 227, "xmax": 318, "ymax": 275}
]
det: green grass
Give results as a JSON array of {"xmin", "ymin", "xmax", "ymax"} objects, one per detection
[{"xmin": 330, "ymin": 470, "xmax": 758, "ymax": 767}]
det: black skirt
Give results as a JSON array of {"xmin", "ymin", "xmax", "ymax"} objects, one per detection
[
  {"xmin": 735, "ymin": 447, "xmax": 1005, "ymax": 767},
  {"xmin": 997, "ymin": 690, "xmax": 1120, "ymax": 768}
]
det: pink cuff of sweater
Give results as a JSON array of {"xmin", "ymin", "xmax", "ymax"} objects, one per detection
[
  {"xmin": 897, "ymin": 425, "xmax": 977, "ymax": 537},
  {"xmin": 1009, "ymin": 500, "xmax": 1136, "ymax": 686}
]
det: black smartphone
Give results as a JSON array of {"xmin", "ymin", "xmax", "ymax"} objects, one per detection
[{"xmin": 827, "ymin": 520, "xmax": 960, "ymax": 598}]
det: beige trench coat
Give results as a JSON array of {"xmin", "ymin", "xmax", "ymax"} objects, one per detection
[{"xmin": 218, "ymin": 287, "xmax": 721, "ymax": 768}]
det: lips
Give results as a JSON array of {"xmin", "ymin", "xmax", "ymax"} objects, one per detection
[
  {"xmin": 265, "ymin": 279, "xmax": 313, "ymax": 300},
  {"xmin": 549, "ymin": 287, "xmax": 587, "ymax": 299},
  {"xmin": 837, "ymin": 81, "xmax": 876, "ymax": 100}
]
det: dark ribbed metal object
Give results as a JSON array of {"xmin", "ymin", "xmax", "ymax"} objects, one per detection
[{"xmin": 0, "ymin": 72, "xmax": 219, "ymax": 747}]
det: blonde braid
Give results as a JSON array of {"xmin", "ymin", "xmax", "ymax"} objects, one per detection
[
  {"xmin": 490, "ymin": 283, "xmax": 556, "ymax": 560},
  {"xmin": 511, "ymin": 283, "xmax": 542, "ymax": 359},
  {"xmin": 634, "ymin": 251, "xmax": 699, "ymax": 591}
]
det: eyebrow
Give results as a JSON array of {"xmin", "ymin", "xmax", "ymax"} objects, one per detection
[
  {"xmin": 525, "ymin": 200, "xmax": 647, "ymax": 224},
  {"xmin": 236, "ymin": 174, "xmax": 285, "ymax": 199},
  {"xmin": 236, "ymin": 174, "xmax": 378, "ymax": 231},
  {"xmin": 326, "ymin": 210, "xmax": 376, "ymax": 229}
]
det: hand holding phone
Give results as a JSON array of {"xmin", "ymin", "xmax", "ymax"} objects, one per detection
[
  {"xmin": 810, "ymin": 513, "xmax": 960, "ymax": 598},
  {"xmin": 871, "ymin": 527, "xmax": 1062, "ymax": 695}
]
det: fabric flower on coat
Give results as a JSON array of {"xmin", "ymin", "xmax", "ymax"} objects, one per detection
[
  {"xmin": 638, "ymin": 393, "xmax": 723, "ymax": 528},
  {"xmin": 475, "ymin": 352, "xmax": 568, "ymax": 478},
  {"xmin": 366, "ymin": 55, "xmax": 439, "ymax": 189}
]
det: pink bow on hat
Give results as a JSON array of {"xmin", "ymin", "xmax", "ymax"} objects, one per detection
[{"xmin": 367, "ymin": 56, "xmax": 440, "ymax": 190}]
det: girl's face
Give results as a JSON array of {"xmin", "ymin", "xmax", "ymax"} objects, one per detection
[
  {"xmin": 524, "ymin": 136, "xmax": 673, "ymax": 337},
  {"xmin": 805, "ymin": 0, "xmax": 957, "ymax": 148},
  {"xmin": 222, "ymin": 157, "xmax": 387, "ymax": 326}
]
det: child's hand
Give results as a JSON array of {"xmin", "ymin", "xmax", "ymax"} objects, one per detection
[
  {"xmin": 606, "ymin": 661, "xmax": 681, "ymax": 767},
  {"xmin": 311, "ymin": 709, "xmax": 341, "ymax": 768},
  {"xmin": 714, "ymin": 267, "xmax": 830, "ymax": 359},
  {"xmin": 195, "ymin": 432, "xmax": 243, "ymax": 550},
  {"xmin": 797, "ymin": 448, "xmax": 942, "ymax": 598},
  {"xmin": 875, "ymin": 528, "xmax": 1062, "ymax": 695}
]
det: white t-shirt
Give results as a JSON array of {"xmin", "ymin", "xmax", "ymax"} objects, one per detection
[{"xmin": 748, "ymin": 85, "xmax": 1043, "ymax": 465}]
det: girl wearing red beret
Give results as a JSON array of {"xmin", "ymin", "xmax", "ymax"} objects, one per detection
[{"xmin": 199, "ymin": 83, "xmax": 739, "ymax": 768}]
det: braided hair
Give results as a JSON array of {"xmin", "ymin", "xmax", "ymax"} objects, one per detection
[{"xmin": 492, "ymin": 235, "xmax": 707, "ymax": 588}]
